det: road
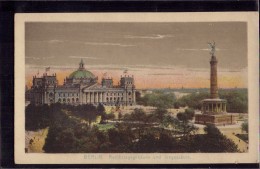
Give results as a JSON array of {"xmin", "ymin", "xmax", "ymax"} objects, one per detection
[
  {"xmin": 194, "ymin": 123, "xmax": 248, "ymax": 152},
  {"xmin": 218, "ymin": 124, "xmax": 248, "ymax": 152},
  {"xmin": 25, "ymin": 127, "xmax": 49, "ymax": 153}
]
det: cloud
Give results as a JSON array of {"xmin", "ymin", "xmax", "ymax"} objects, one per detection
[
  {"xmin": 84, "ymin": 42, "xmax": 135, "ymax": 47},
  {"xmin": 69, "ymin": 56, "xmax": 102, "ymax": 60},
  {"xmin": 125, "ymin": 34, "xmax": 175, "ymax": 40},
  {"xmin": 176, "ymin": 48, "xmax": 225, "ymax": 51},
  {"xmin": 48, "ymin": 40, "xmax": 64, "ymax": 43},
  {"xmin": 25, "ymin": 56, "xmax": 55, "ymax": 60}
]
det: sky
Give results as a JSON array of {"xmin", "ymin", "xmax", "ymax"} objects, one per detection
[{"xmin": 25, "ymin": 22, "xmax": 248, "ymax": 89}]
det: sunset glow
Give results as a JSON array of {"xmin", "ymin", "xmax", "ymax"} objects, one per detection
[{"xmin": 25, "ymin": 65, "xmax": 247, "ymax": 89}]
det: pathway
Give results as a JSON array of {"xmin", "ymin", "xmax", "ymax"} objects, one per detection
[{"xmin": 25, "ymin": 127, "xmax": 49, "ymax": 153}]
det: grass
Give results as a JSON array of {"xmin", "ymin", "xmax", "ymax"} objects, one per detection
[{"xmin": 96, "ymin": 123, "xmax": 115, "ymax": 131}]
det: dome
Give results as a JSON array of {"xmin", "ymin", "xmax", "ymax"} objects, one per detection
[
  {"xmin": 68, "ymin": 59, "xmax": 95, "ymax": 79},
  {"xmin": 69, "ymin": 69, "xmax": 95, "ymax": 79}
]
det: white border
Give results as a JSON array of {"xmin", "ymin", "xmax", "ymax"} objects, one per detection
[{"xmin": 15, "ymin": 12, "xmax": 259, "ymax": 164}]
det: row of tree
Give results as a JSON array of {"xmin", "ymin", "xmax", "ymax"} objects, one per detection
[
  {"xmin": 136, "ymin": 89, "xmax": 248, "ymax": 113},
  {"xmin": 34, "ymin": 104, "xmax": 239, "ymax": 153},
  {"xmin": 26, "ymin": 103, "xmax": 114, "ymax": 131}
]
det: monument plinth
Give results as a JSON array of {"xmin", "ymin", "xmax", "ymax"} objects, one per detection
[{"xmin": 195, "ymin": 42, "xmax": 238, "ymax": 125}]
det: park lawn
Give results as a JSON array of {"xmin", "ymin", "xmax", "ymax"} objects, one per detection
[{"xmin": 96, "ymin": 123, "xmax": 115, "ymax": 131}]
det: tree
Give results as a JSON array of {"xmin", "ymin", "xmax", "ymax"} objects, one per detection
[
  {"xmin": 176, "ymin": 109, "xmax": 197, "ymax": 139},
  {"xmin": 106, "ymin": 113, "xmax": 115, "ymax": 121},
  {"xmin": 204, "ymin": 123, "xmax": 222, "ymax": 136},
  {"xmin": 174, "ymin": 101, "xmax": 181, "ymax": 109},
  {"xmin": 153, "ymin": 107, "xmax": 168, "ymax": 124},
  {"xmin": 25, "ymin": 103, "xmax": 51, "ymax": 131},
  {"xmin": 136, "ymin": 91, "xmax": 176, "ymax": 108},
  {"xmin": 73, "ymin": 104, "xmax": 98, "ymax": 126},
  {"xmin": 198, "ymin": 124, "xmax": 239, "ymax": 152},
  {"xmin": 118, "ymin": 111, "xmax": 123, "ymax": 121},
  {"xmin": 241, "ymin": 121, "xmax": 248, "ymax": 133},
  {"xmin": 97, "ymin": 103, "xmax": 106, "ymax": 123}
]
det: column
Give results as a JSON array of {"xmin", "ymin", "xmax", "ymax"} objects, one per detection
[
  {"xmin": 82, "ymin": 93, "xmax": 86, "ymax": 104},
  {"xmin": 88, "ymin": 92, "xmax": 90, "ymax": 103},
  {"xmin": 44, "ymin": 92, "xmax": 47, "ymax": 104},
  {"xmin": 224, "ymin": 103, "xmax": 227, "ymax": 112},
  {"xmin": 103, "ymin": 92, "xmax": 106, "ymax": 103},
  {"xmin": 100, "ymin": 92, "xmax": 103, "ymax": 103},
  {"xmin": 93, "ymin": 92, "xmax": 94, "ymax": 103},
  {"xmin": 211, "ymin": 103, "xmax": 213, "ymax": 112},
  {"xmin": 90, "ymin": 92, "xmax": 93, "ymax": 103},
  {"xmin": 95, "ymin": 92, "xmax": 98, "ymax": 103}
]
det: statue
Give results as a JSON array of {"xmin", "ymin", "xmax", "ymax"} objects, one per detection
[{"xmin": 207, "ymin": 41, "xmax": 216, "ymax": 56}]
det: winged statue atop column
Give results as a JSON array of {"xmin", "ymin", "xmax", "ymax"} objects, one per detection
[{"xmin": 208, "ymin": 41, "xmax": 216, "ymax": 56}]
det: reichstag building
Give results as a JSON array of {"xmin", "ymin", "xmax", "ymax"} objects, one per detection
[{"xmin": 26, "ymin": 60, "xmax": 136, "ymax": 106}]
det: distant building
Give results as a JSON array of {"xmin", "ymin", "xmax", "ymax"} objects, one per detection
[{"xmin": 26, "ymin": 59, "xmax": 136, "ymax": 106}]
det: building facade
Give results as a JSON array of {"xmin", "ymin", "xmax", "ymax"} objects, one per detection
[{"xmin": 26, "ymin": 60, "xmax": 136, "ymax": 106}]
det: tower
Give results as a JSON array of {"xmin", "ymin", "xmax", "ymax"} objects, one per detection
[
  {"xmin": 195, "ymin": 42, "xmax": 238, "ymax": 125},
  {"xmin": 210, "ymin": 55, "xmax": 218, "ymax": 98}
]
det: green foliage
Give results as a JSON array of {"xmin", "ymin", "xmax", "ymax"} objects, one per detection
[
  {"xmin": 25, "ymin": 104, "xmax": 51, "ymax": 131},
  {"xmin": 136, "ymin": 91, "xmax": 176, "ymax": 108},
  {"xmin": 177, "ymin": 89, "xmax": 248, "ymax": 113},
  {"xmin": 173, "ymin": 101, "xmax": 181, "ymax": 109},
  {"xmin": 204, "ymin": 124, "xmax": 222, "ymax": 136},
  {"xmin": 219, "ymin": 90, "xmax": 248, "ymax": 113},
  {"xmin": 241, "ymin": 121, "xmax": 248, "ymax": 133},
  {"xmin": 28, "ymin": 103, "xmax": 239, "ymax": 153},
  {"xmin": 176, "ymin": 108, "xmax": 195, "ymax": 123},
  {"xmin": 178, "ymin": 92, "xmax": 209, "ymax": 109},
  {"xmin": 189, "ymin": 124, "xmax": 239, "ymax": 152},
  {"xmin": 72, "ymin": 104, "xmax": 98, "ymax": 126},
  {"xmin": 106, "ymin": 113, "xmax": 115, "ymax": 121}
]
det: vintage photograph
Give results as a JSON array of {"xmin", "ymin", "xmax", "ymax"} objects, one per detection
[
  {"xmin": 24, "ymin": 21, "xmax": 248, "ymax": 153},
  {"xmin": 15, "ymin": 13, "xmax": 258, "ymax": 164}
]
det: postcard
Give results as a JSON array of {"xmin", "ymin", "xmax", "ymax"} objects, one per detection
[{"xmin": 15, "ymin": 12, "xmax": 259, "ymax": 164}]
